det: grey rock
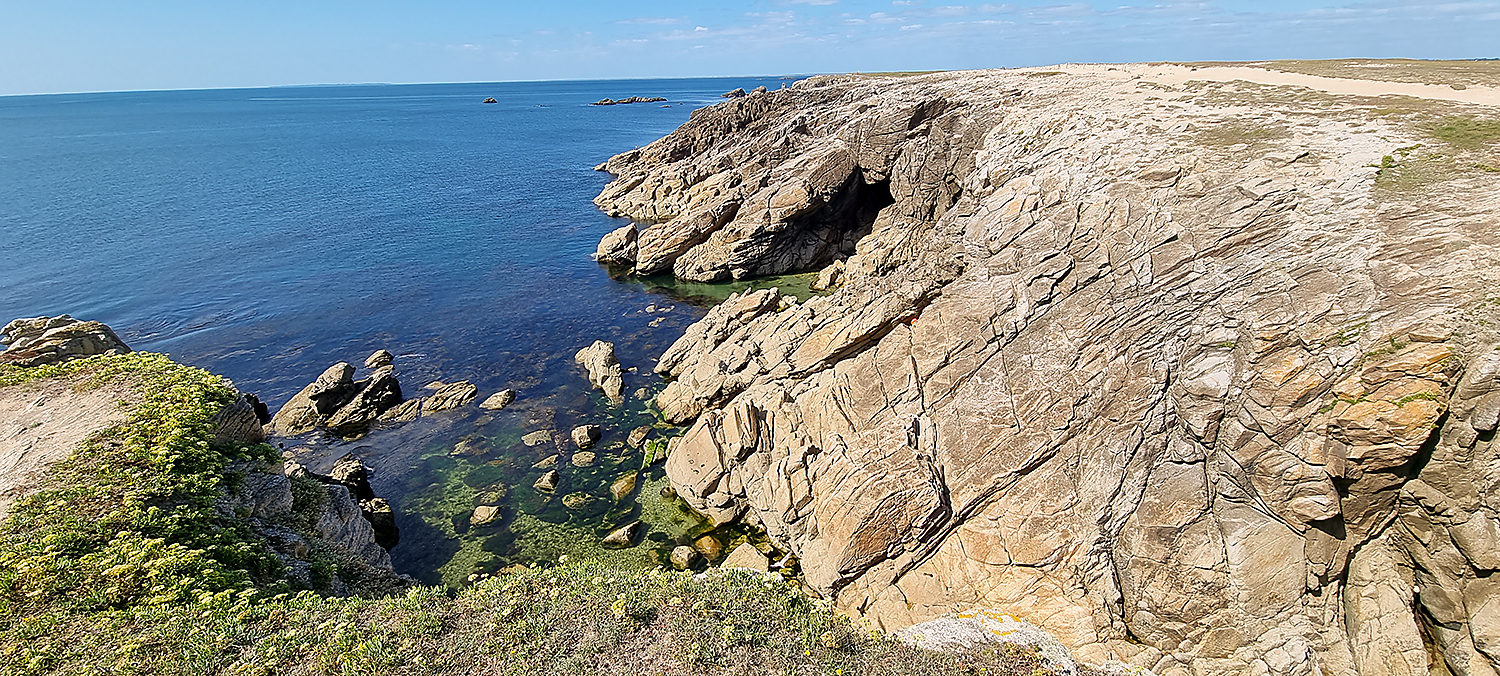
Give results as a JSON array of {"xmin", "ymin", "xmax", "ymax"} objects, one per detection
[
  {"xmin": 533, "ymin": 470, "xmax": 559, "ymax": 493},
  {"xmin": 364, "ymin": 349, "xmax": 394, "ymax": 369},
  {"xmin": 720, "ymin": 542, "xmax": 768, "ymax": 572},
  {"xmin": 424, "ymin": 380, "xmax": 477, "ymax": 412},
  {"xmin": 522, "ymin": 430, "xmax": 553, "ymax": 447},
  {"xmin": 602, "ymin": 520, "xmax": 641, "ymax": 548},
  {"xmin": 0, "ymin": 315, "xmax": 130, "ymax": 367},
  {"xmin": 531, "ymin": 454, "xmax": 559, "ymax": 469},
  {"xmin": 572, "ymin": 424, "xmax": 601, "ymax": 449},
  {"xmin": 268, "ymin": 362, "xmax": 358, "ymax": 436},
  {"xmin": 211, "ymin": 394, "xmax": 268, "ymax": 446},
  {"xmin": 480, "ymin": 389, "xmax": 516, "ymax": 410},
  {"xmin": 575, "ymin": 341, "xmax": 625, "ymax": 405},
  {"xmin": 324, "ymin": 366, "xmax": 403, "ymax": 434},
  {"xmin": 670, "ymin": 545, "xmax": 698, "ymax": 570}
]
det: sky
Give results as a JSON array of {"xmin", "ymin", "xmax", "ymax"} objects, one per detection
[{"xmin": 2, "ymin": 1, "xmax": 1497, "ymax": 96}]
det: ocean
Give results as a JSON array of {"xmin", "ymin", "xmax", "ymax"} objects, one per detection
[{"xmin": 0, "ymin": 77, "xmax": 793, "ymax": 584}]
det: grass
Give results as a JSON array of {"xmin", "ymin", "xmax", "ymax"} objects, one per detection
[
  {"xmin": 1187, "ymin": 59, "xmax": 1500, "ymax": 89},
  {"xmin": 0, "ymin": 354, "xmax": 1061, "ymax": 676},
  {"xmin": 1192, "ymin": 120, "xmax": 1291, "ymax": 148},
  {"xmin": 2, "ymin": 560, "xmax": 1053, "ymax": 676}
]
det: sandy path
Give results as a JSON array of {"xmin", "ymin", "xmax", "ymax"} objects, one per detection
[
  {"xmin": 1040, "ymin": 63, "xmax": 1500, "ymax": 108},
  {"xmin": 0, "ymin": 378, "xmax": 137, "ymax": 518}
]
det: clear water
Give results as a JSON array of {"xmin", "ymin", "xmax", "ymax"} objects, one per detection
[{"xmin": 0, "ymin": 77, "xmax": 789, "ymax": 584}]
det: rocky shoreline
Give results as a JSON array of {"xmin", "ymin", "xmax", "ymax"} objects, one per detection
[{"xmin": 591, "ymin": 66, "xmax": 1500, "ymax": 676}]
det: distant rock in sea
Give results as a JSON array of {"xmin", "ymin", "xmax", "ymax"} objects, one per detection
[
  {"xmin": 592, "ymin": 96, "xmax": 667, "ymax": 106},
  {"xmin": 720, "ymin": 88, "xmax": 747, "ymax": 98},
  {"xmin": 482, "ymin": 97, "xmax": 498, "ymax": 104}
]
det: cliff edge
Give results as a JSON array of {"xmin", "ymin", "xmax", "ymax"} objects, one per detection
[{"xmin": 595, "ymin": 62, "xmax": 1500, "ymax": 676}]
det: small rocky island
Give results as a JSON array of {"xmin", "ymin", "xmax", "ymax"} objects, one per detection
[{"xmin": 592, "ymin": 96, "xmax": 667, "ymax": 106}]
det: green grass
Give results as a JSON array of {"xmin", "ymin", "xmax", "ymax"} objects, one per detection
[
  {"xmin": 2, "ymin": 560, "xmax": 1051, "ymax": 676},
  {"xmin": 1427, "ymin": 117, "xmax": 1500, "ymax": 150}
]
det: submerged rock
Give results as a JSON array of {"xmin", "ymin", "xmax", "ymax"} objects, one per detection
[
  {"xmin": 471, "ymin": 505, "xmax": 501, "ymax": 526},
  {"xmin": 562, "ymin": 492, "xmax": 591, "ymax": 510},
  {"xmin": 575, "ymin": 341, "xmax": 625, "ymax": 405},
  {"xmin": 480, "ymin": 389, "xmax": 516, "ymax": 410},
  {"xmin": 571, "ymin": 424, "xmax": 601, "ymax": 449},
  {"xmin": 425, "ymin": 380, "xmax": 477, "ymax": 412},
  {"xmin": 602, "ymin": 520, "xmax": 641, "ymax": 548},
  {"xmin": 0, "ymin": 315, "xmax": 131, "ymax": 367},
  {"xmin": 693, "ymin": 535, "xmax": 723, "ymax": 560},
  {"xmin": 521, "ymin": 430, "xmax": 553, "ymax": 447},
  {"xmin": 627, "ymin": 425, "xmax": 651, "ymax": 448},
  {"xmin": 570, "ymin": 451, "xmax": 596, "ymax": 468},
  {"xmin": 531, "ymin": 454, "xmax": 559, "ymax": 469},
  {"xmin": 720, "ymin": 542, "xmax": 768, "ymax": 572},
  {"xmin": 533, "ymin": 470, "xmax": 559, "ymax": 493},
  {"xmin": 610, "ymin": 471, "xmax": 638, "ymax": 501}
]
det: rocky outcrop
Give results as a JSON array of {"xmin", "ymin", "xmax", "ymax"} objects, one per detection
[
  {"xmin": 593, "ymin": 96, "xmax": 667, "ymax": 106},
  {"xmin": 0, "ymin": 315, "xmax": 130, "ymax": 367},
  {"xmin": 599, "ymin": 66, "xmax": 1500, "ymax": 676},
  {"xmin": 268, "ymin": 361, "xmax": 404, "ymax": 437},
  {"xmin": 575, "ymin": 340, "xmax": 624, "ymax": 405},
  {"xmin": 209, "ymin": 393, "xmax": 270, "ymax": 445}
]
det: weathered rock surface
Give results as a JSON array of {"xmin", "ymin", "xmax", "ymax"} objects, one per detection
[
  {"xmin": 364, "ymin": 349, "xmax": 394, "ymax": 369},
  {"xmin": 670, "ymin": 545, "xmax": 698, "ymax": 569},
  {"xmin": 571, "ymin": 424, "xmax": 601, "ymax": 449},
  {"xmin": 0, "ymin": 315, "xmax": 130, "ymax": 367},
  {"xmin": 720, "ymin": 542, "xmax": 769, "ymax": 572},
  {"xmin": 425, "ymin": 380, "xmax": 477, "ymax": 412},
  {"xmin": 480, "ymin": 389, "xmax": 516, "ymax": 410},
  {"xmin": 898, "ymin": 611, "xmax": 1083, "ymax": 676},
  {"xmin": 210, "ymin": 393, "xmax": 270, "ymax": 446},
  {"xmin": 575, "ymin": 341, "xmax": 625, "ymax": 405},
  {"xmin": 602, "ymin": 520, "xmax": 641, "ymax": 548},
  {"xmin": 269, "ymin": 362, "xmax": 405, "ymax": 437},
  {"xmin": 598, "ymin": 65, "xmax": 1500, "ymax": 676}
]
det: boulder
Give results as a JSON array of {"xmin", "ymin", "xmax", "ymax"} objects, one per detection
[
  {"xmin": 572, "ymin": 424, "xmax": 601, "ymax": 449},
  {"xmin": 595, "ymin": 224, "xmax": 638, "ymax": 265},
  {"xmin": 324, "ymin": 366, "xmax": 403, "ymax": 434},
  {"xmin": 610, "ymin": 472, "xmax": 638, "ymax": 501},
  {"xmin": 575, "ymin": 341, "xmax": 625, "ymax": 405},
  {"xmin": 602, "ymin": 520, "xmax": 641, "ymax": 548},
  {"xmin": 327, "ymin": 453, "xmax": 375, "ymax": 501},
  {"xmin": 720, "ymin": 542, "xmax": 768, "ymax": 572},
  {"xmin": 364, "ymin": 350, "xmax": 394, "ymax": 369},
  {"xmin": 694, "ymin": 535, "xmax": 724, "ymax": 560},
  {"xmin": 267, "ymin": 362, "xmax": 358, "ymax": 436},
  {"xmin": 670, "ymin": 545, "xmax": 698, "ymax": 570},
  {"xmin": 471, "ymin": 505, "xmax": 501, "ymax": 526},
  {"xmin": 210, "ymin": 394, "xmax": 269, "ymax": 445},
  {"xmin": 627, "ymin": 426, "xmax": 651, "ymax": 448},
  {"xmin": 425, "ymin": 380, "xmax": 477, "ymax": 412},
  {"xmin": 362, "ymin": 498, "xmax": 399, "ymax": 550},
  {"xmin": 533, "ymin": 470, "xmax": 559, "ymax": 493},
  {"xmin": 811, "ymin": 259, "xmax": 845, "ymax": 291},
  {"xmin": 0, "ymin": 315, "xmax": 130, "ymax": 367},
  {"xmin": 570, "ymin": 451, "xmax": 596, "ymax": 468},
  {"xmin": 480, "ymin": 389, "xmax": 516, "ymax": 410}
]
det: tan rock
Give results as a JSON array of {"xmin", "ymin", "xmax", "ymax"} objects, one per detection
[
  {"xmin": 720, "ymin": 542, "xmax": 768, "ymax": 572},
  {"xmin": 533, "ymin": 470, "xmax": 559, "ymax": 493},
  {"xmin": 471, "ymin": 505, "xmax": 501, "ymax": 526},
  {"xmin": 480, "ymin": 389, "xmax": 516, "ymax": 410},
  {"xmin": 610, "ymin": 472, "xmax": 638, "ymax": 501},
  {"xmin": 670, "ymin": 545, "xmax": 698, "ymax": 570}
]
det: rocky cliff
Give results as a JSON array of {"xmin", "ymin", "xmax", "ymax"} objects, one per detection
[{"xmin": 594, "ymin": 64, "xmax": 1500, "ymax": 676}]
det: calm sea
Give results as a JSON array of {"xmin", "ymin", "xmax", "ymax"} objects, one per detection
[{"xmin": 0, "ymin": 77, "xmax": 789, "ymax": 584}]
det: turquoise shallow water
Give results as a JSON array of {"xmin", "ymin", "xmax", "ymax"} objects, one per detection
[{"xmin": 0, "ymin": 77, "xmax": 789, "ymax": 583}]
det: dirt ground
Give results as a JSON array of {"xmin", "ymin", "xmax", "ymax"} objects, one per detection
[{"xmin": 0, "ymin": 376, "xmax": 138, "ymax": 518}]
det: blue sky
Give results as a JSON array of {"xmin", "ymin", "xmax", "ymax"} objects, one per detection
[{"xmin": 2, "ymin": 1, "xmax": 1497, "ymax": 95}]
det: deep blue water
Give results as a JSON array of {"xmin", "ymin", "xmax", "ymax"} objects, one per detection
[{"xmin": 0, "ymin": 77, "xmax": 787, "ymax": 583}]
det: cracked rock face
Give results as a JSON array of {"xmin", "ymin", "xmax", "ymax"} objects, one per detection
[
  {"xmin": 595, "ymin": 67, "xmax": 1500, "ymax": 676},
  {"xmin": 0, "ymin": 315, "xmax": 130, "ymax": 367}
]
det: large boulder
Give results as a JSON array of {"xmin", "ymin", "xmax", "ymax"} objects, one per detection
[
  {"xmin": 599, "ymin": 66, "xmax": 1500, "ymax": 676},
  {"xmin": 270, "ymin": 362, "xmax": 404, "ymax": 437},
  {"xmin": 575, "ymin": 340, "xmax": 624, "ymax": 405},
  {"xmin": 0, "ymin": 315, "xmax": 130, "ymax": 367}
]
